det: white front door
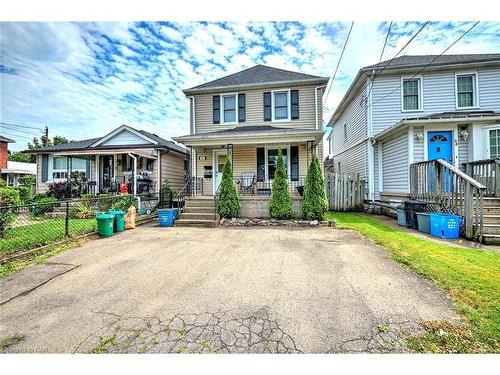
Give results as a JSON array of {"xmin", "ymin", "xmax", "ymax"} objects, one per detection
[{"xmin": 213, "ymin": 150, "xmax": 228, "ymax": 193}]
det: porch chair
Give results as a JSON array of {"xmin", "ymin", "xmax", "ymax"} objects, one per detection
[{"xmin": 238, "ymin": 172, "xmax": 257, "ymax": 195}]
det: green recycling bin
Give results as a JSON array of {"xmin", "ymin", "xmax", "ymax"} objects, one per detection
[
  {"xmin": 96, "ymin": 214, "xmax": 115, "ymax": 238},
  {"xmin": 108, "ymin": 210, "xmax": 125, "ymax": 232}
]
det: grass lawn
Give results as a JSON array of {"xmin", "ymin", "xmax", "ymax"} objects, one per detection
[
  {"xmin": 0, "ymin": 218, "xmax": 97, "ymax": 255},
  {"xmin": 325, "ymin": 212, "xmax": 500, "ymax": 353}
]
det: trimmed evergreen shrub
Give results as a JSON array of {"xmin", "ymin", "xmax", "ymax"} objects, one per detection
[
  {"xmin": 301, "ymin": 153, "xmax": 328, "ymax": 220},
  {"xmin": 0, "ymin": 187, "xmax": 21, "ymax": 237},
  {"xmin": 217, "ymin": 158, "xmax": 240, "ymax": 218},
  {"xmin": 269, "ymin": 146, "xmax": 293, "ymax": 219}
]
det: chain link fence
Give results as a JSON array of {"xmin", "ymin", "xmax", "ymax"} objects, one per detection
[{"xmin": 0, "ymin": 192, "xmax": 173, "ymax": 259}]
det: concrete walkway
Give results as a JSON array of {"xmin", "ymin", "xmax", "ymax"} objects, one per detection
[{"xmin": 0, "ymin": 225, "xmax": 460, "ymax": 353}]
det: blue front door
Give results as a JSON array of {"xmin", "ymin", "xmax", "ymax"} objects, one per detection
[
  {"xmin": 428, "ymin": 131, "xmax": 453, "ymax": 163},
  {"xmin": 428, "ymin": 131, "xmax": 453, "ymax": 192}
]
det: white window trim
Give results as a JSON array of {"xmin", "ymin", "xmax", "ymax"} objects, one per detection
[
  {"xmin": 401, "ymin": 75, "xmax": 424, "ymax": 112},
  {"xmin": 271, "ymin": 89, "xmax": 291, "ymax": 123},
  {"xmin": 49, "ymin": 155, "xmax": 87, "ymax": 182},
  {"xmin": 455, "ymin": 72, "xmax": 480, "ymax": 110},
  {"xmin": 264, "ymin": 144, "xmax": 291, "ymax": 181},
  {"xmin": 220, "ymin": 92, "xmax": 238, "ymax": 125},
  {"xmin": 483, "ymin": 124, "xmax": 500, "ymax": 159}
]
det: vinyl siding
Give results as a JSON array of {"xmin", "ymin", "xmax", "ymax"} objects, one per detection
[
  {"xmin": 331, "ymin": 141, "xmax": 367, "ymax": 177},
  {"xmin": 382, "ymin": 130, "xmax": 408, "ymax": 193},
  {"xmin": 372, "ymin": 68, "xmax": 500, "ymax": 135},
  {"xmin": 160, "ymin": 152, "xmax": 186, "ymax": 193},
  {"xmin": 192, "ymin": 84, "xmax": 322, "ymax": 134},
  {"xmin": 413, "ymin": 126, "xmax": 424, "ymax": 162},
  {"xmin": 100, "ymin": 130, "xmax": 152, "ymax": 146}
]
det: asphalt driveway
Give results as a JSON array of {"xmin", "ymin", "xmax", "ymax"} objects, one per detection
[{"xmin": 0, "ymin": 225, "xmax": 460, "ymax": 353}]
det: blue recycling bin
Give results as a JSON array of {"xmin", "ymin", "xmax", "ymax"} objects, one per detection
[
  {"xmin": 429, "ymin": 213, "xmax": 462, "ymax": 239},
  {"xmin": 158, "ymin": 208, "xmax": 177, "ymax": 227}
]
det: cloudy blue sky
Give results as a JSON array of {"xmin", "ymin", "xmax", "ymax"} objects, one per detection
[{"xmin": 1, "ymin": 21, "xmax": 500, "ymax": 151}]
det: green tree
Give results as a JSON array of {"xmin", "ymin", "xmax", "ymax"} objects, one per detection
[
  {"xmin": 269, "ymin": 146, "xmax": 293, "ymax": 219},
  {"xmin": 301, "ymin": 153, "xmax": 328, "ymax": 220},
  {"xmin": 8, "ymin": 151, "xmax": 32, "ymax": 163},
  {"xmin": 217, "ymin": 158, "xmax": 240, "ymax": 218}
]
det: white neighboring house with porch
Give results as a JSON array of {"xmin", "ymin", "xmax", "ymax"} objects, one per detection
[
  {"xmin": 27, "ymin": 124, "xmax": 189, "ymax": 196},
  {"xmin": 326, "ymin": 53, "xmax": 500, "ymax": 242}
]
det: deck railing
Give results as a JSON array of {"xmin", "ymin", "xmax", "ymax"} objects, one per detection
[
  {"xmin": 410, "ymin": 159, "xmax": 486, "ymax": 241},
  {"xmin": 462, "ymin": 158, "xmax": 500, "ymax": 197},
  {"xmin": 231, "ymin": 176, "xmax": 306, "ymax": 196}
]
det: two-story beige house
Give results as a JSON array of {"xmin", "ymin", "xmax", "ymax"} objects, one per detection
[{"xmin": 173, "ymin": 65, "xmax": 328, "ymax": 220}]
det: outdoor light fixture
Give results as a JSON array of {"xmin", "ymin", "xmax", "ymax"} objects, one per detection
[
  {"xmin": 460, "ymin": 128, "xmax": 469, "ymax": 141},
  {"xmin": 415, "ymin": 131, "xmax": 424, "ymax": 143}
]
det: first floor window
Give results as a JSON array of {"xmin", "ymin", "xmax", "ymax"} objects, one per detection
[
  {"xmin": 267, "ymin": 148, "xmax": 288, "ymax": 179},
  {"xmin": 490, "ymin": 129, "xmax": 500, "ymax": 158},
  {"xmin": 273, "ymin": 91, "xmax": 289, "ymax": 121},
  {"xmin": 402, "ymin": 78, "xmax": 421, "ymax": 111},
  {"xmin": 52, "ymin": 156, "xmax": 87, "ymax": 179},
  {"xmin": 456, "ymin": 74, "xmax": 477, "ymax": 108},
  {"xmin": 222, "ymin": 94, "xmax": 236, "ymax": 123}
]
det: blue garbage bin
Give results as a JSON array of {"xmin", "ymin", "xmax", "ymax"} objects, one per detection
[
  {"xmin": 158, "ymin": 208, "xmax": 177, "ymax": 227},
  {"xmin": 429, "ymin": 213, "xmax": 462, "ymax": 239}
]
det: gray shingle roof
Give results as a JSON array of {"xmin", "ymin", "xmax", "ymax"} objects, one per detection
[
  {"xmin": 184, "ymin": 65, "xmax": 329, "ymax": 93},
  {"xmin": 363, "ymin": 54, "xmax": 500, "ymax": 72},
  {"xmin": 0, "ymin": 135, "xmax": 15, "ymax": 143},
  {"xmin": 23, "ymin": 126, "xmax": 187, "ymax": 155}
]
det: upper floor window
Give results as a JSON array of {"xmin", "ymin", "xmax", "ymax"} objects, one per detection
[
  {"xmin": 273, "ymin": 91, "xmax": 290, "ymax": 121},
  {"xmin": 222, "ymin": 94, "xmax": 237, "ymax": 124},
  {"xmin": 456, "ymin": 73, "xmax": 478, "ymax": 109},
  {"xmin": 402, "ymin": 77, "xmax": 422, "ymax": 111}
]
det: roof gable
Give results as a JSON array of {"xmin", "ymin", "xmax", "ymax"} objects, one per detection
[
  {"xmin": 184, "ymin": 65, "xmax": 329, "ymax": 93},
  {"xmin": 91, "ymin": 125, "xmax": 158, "ymax": 147}
]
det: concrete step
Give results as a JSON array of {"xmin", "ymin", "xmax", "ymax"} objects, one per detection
[
  {"xmin": 179, "ymin": 212, "xmax": 216, "ymax": 220},
  {"xmin": 183, "ymin": 207, "xmax": 215, "ymax": 214},
  {"xmin": 480, "ymin": 224, "xmax": 500, "ymax": 235},
  {"xmin": 175, "ymin": 218, "xmax": 218, "ymax": 228},
  {"xmin": 482, "ymin": 233, "xmax": 500, "ymax": 245}
]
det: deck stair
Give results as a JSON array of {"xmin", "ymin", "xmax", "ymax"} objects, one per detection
[
  {"xmin": 478, "ymin": 197, "xmax": 500, "ymax": 244},
  {"xmin": 175, "ymin": 196, "xmax": 218, "ymax": 228}
]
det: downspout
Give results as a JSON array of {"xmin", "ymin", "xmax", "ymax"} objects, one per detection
[
  {"xmin": 188, "ymin": 96, "xmax": 196, "ymax": 135},
  {"xmin": 157, "ymin": 149, "xmax": 161, "ymax": 193},
  {"xmin": 367, "ymin": 74, "xmax": 375, "ymax": 201}
]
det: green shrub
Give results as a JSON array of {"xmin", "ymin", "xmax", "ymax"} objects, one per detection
[
  {"xmin": 0, "ymin": 179, "xmax": 7, "ymax": 188},
  {"xmin": 69, "ymin": 203, "xmax": 94, "ymax": 219},
  {"xmin": 269, "ymin": 146, "xmax": 293, "ymax": 219},
  {"xmin": 161, "ymin": 178, "xmax": 177, "ymax": 197},
  {"xmin": 32, "ymin": 193, "xmax": 48, "ymax": 202},
  {"xmin": 0, "ymin": 187, "xmax": 21, "ymax": 237},
  {"xmin": 111, "ymin": 195, "xmax": 138, "ymax": 212},
  {"xmin": 217, "ymin": 158, "xmax": 240, "ymax": 218},
  {"xmin": 31, "ymin": 197, "xmax": 58, "ymax": 217},
  {"xmin": 301, "ymin": 153, "xmax": 328, "ymax": 221},
  {"xmin": 16, "ymin": 185, "xmax": 31, "ymax": 204}
]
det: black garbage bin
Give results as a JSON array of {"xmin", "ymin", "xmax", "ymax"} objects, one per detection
[{"xmin": 404, "ymin": 201, "xmax": 429, "ymax": 229}]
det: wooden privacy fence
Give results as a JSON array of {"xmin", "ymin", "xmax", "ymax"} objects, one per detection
[{"xmin": 326, "ymin": 173, "xmax": 366, "ymax": 211}]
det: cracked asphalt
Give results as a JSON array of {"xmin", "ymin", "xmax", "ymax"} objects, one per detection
[{"xmin": 0, "ymin": 225, "xmax": 460, "ymax": 353}]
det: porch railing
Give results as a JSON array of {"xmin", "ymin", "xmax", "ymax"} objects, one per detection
[
  {"xmin": 175, "ymin": 177, "xmax": 204, "ymax": 212},
  {"xmin": 232, "ymin": 176, "xmax": 306, "ymax": 196},
  {"xmin": 410, "ymin": 159, "xmax": 486, "ymax": 241},
  {"xmin": 463, "ymin": 158, "xmax": 500, "ymax": 197}
]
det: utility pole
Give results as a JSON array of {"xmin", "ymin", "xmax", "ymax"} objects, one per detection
[{"xmin": 44, "ymin": 126, "xmax": 49, "ymax": 146}]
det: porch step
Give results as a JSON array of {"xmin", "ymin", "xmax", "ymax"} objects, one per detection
[
  {"xmin": 482, "ymin": 233, "xmax": 500, "ymax": 245},
  {"xmin": 183, "ymin": 207, "xmax": 215, "ymax": 214},
  {"xmin": 179, "ymin": 212, "xmax": 216, "ymax": 220},
  {"xmin": 174, "ymin": 218, "xmax": 218, "ymax": 228},
  {"xmin": 480, "ymin": 224, "xmax": 500, "ymax": 235}
]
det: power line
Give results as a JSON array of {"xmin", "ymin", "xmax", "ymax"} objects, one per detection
[
  {"xmin": 324, "ymin": 21, "xmax": 354, "ymax": 105},
  {"xmin": 1, "ymin": 132, "xmax": 36, "ymax": 141},
  {"xmin": 0, "ymin": 121, "xmax": 44, "ymax": 131},
  {"xmin": 1, "ymin": 124, "xmax": 43, "ymax": 137},
  {"xmin": 327, "ymin": 21, "xmax": 430, "ymax": 123},
  {"xmin": 0, "ymin": 126, "xmax": 42, "ymax": 138},
  {"xmin": 369, "ymin": 21, "xmax": 480, "ymax": 108},
  {"xmin": 370, "ymin": 21, "xmax": 430, "ymax": 79},
  {"xmin": 366, "ymin": 21, "xmax": 393, "ymax": 100}
]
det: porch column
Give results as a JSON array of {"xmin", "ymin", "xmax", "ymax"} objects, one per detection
[{"xmin": 66, "ymin": 156, "xmax": 73, "ymax": 198}]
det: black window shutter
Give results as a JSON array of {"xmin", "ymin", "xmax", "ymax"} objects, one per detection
[
  {"xmin": 41, "ymin": 154, "xmax": 49, "ymax": 182},
  {"xmin": 213, "ymin": 96, "xmax": 220, "ymax": 124},
  {"xmin": 238, "ymin": 93, "xmax": 246, "ymax": 122},
  {"xmin": 256, "ymin": 148, "xmax": 265, "ymax": 182},
  {"xmin": 290, "ymin": 146, "xmax": 299, "ymax": 181},
  {"xmin": 291, "ymin": 90, "xmax": 299, "ymax": 119},
  {"xmin": 263, "ymin": 92, "xmax": 271, "ymax": 121}
]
